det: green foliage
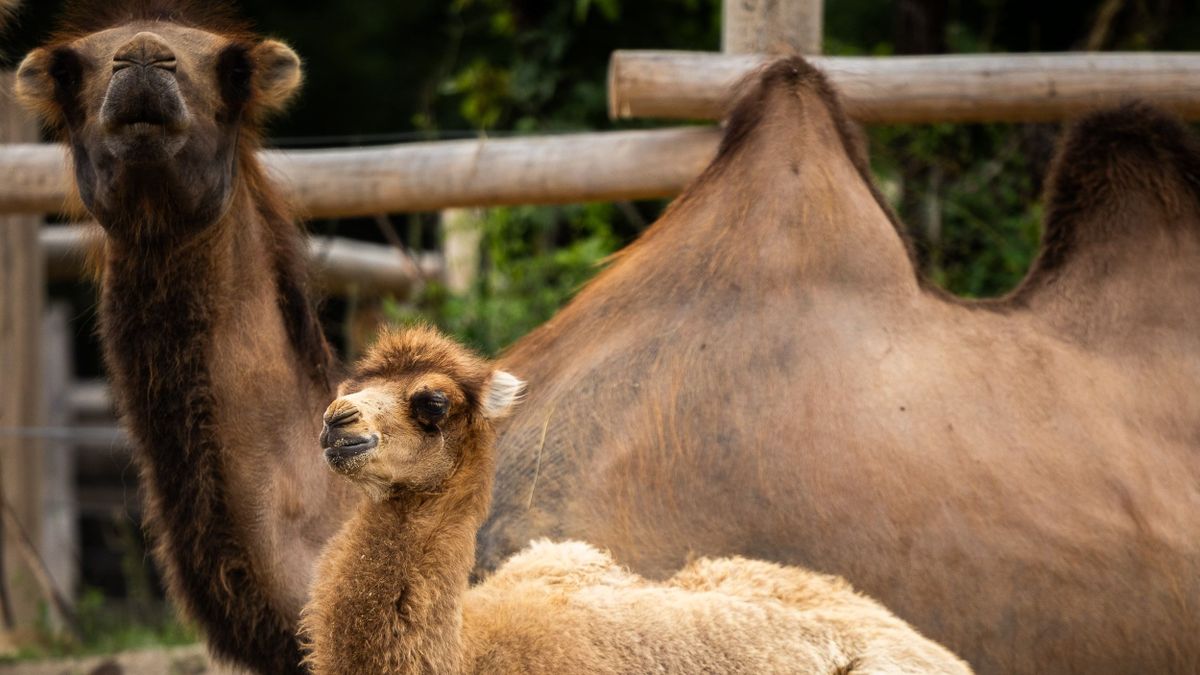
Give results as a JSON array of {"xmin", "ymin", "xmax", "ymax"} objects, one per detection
[
  {"xmin": 870, "ymin": 123, "xmax": 1044, "ymax": 297},
  {"xmin": 0, "ymin": 589, "xmax": 197, "ymax": 662},
  {"xmin": 388, "ymin": 203, "xmax": 622, "ymax": 356}
]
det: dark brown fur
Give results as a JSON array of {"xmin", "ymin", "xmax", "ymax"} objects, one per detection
[
  {"xmin": 48, "ymin": 0, "xmax": 254, "ymax": 45},
  {"xmin": 98, "ymin": 145, "xmax": 330, "ymax": 675},
  {"xmin": 1013, "ymin": 101, "xmax": 1200, "ymax": 299},
  {"xmin": 19, "ymin": 3, "xmax": 340, "ymax": 672}
]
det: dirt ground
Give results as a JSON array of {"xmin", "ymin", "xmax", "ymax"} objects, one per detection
[{"xmin": 0, "ymin": 645, "xmax": 245, "ymax": 675}]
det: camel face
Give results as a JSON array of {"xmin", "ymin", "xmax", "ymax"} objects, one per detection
[
  {"xmin": 321, "ymin": 375, "xmax": 470, "ymax": 499},
  {"xmin": 16, "ymin": 20, "xmax": 301, "ymax": 239},
  {"xmin": 320, "ymin": 327, "xmax": 524, "ymax": 500}
]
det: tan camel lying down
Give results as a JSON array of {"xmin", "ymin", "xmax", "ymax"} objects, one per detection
[{"xmin": 299, "ymin": 327, "xmax": 972, "ymax": 674}]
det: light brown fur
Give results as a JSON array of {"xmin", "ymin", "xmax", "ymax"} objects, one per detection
[{"xmin": 300, "ymin": 328, "xmax": 972, "ymax": 675}]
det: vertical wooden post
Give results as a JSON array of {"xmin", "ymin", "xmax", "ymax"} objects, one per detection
[
  {"xmin": 41, "ymin": 303, "xmax": 76, "ymax": 607},
  {"xmin": 0, "ymin": 71, "xmax": 46, "ymax": 639},
  {"xmin": 722, "ymin": 0, "xmax": 823, "ymax": 54},
  {"xmin": 441, "ymin": 208, "xmax": 483, "ymax": 295}
]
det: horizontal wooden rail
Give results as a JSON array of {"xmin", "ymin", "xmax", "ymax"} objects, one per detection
[
  {"xmin": 0, "ymin": 127, "xmax": 721, "ymax": 217},
  {"xmin": 608, "ymin": 50, "xmax": 1200, "ymax": 123},
  {"xmin": 67, "ymin": 379, "xmax": 113, "ymax": 418},
  {"xmin": 40, "ymin": 225, "xmax": 441, "ymax": 296}
]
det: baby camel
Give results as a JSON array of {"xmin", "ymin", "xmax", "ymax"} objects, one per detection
[{"xmin": 300, "ymin": 326, "xmax": 972, "ymax": 674}]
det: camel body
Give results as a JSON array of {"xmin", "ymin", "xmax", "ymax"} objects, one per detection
[
  {"xmin": 15, "ymin": 3, "xmax": 1200, "ymax": 672},
  {"xmin": 463, "ymin": 541, "xmax": 972, "ymax": 674},
  {"xmin": 482, "ymin": 67, "xmax": 1200, "ymax": 673}
]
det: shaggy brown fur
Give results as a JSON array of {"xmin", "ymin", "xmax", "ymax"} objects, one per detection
[
  {"xmin": 16, "ymin": 3, "xmax": 346, "ymax": 672},
  {"xmin": 300, "ymin": 329, "xmax": 972, "ymax": 675},
  {"xmin": 1014, "ymin": 101, "xmax": 1200, "ymax": 297}
]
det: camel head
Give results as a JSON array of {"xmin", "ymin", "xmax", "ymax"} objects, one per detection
[
  {"xmin": 15, "ymin": 1, "xmax": 301, "ymax": 240},
  {"xmin": 320, "ymin": 326, "xmax": 524, "ymax": 500}
]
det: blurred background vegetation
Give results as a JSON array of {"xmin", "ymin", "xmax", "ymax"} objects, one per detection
[{"xmin": 5, "ymin": 0, "xmax": 1200, "ymax": 658}]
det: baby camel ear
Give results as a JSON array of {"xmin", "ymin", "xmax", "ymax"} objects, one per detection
[
  {"xmin": 250, "ymin": 39, "xmax": 303, "ymax": 114},
  {"xmin": 482, "ymin": 371, "xmax": 525, "ymax": 419}
]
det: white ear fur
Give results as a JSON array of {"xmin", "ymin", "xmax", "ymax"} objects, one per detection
[{"xmin": 482, "ymin": 370, "xmax": 525, "ymax": 419}]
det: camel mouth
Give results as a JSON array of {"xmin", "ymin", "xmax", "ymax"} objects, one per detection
[
  {"xmin": 323, "ymin": 433, "xmax": 379, "ymax": 472},
  {"xmin": 99, "ymin": 67, "xmax": 190, "ymax": 162}
]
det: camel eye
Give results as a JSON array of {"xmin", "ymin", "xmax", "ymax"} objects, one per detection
[{"xmin": 411, "ymin": 391, "xmax": 449, "ymax": 421}]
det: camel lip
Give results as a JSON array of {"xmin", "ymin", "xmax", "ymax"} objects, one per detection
[
  {"xmin": 323, "ymin": 434, "xmax": 379, "ymax": 468},
  {"xmin": 101, "ymin": 123, "xmax": 189, "ymax": 165}
]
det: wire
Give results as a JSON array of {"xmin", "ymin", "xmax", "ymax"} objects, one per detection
[
  {"xmin": 266, "ymin": 127, "xmax": 600, "ymax": 149},
  {"xmin": 0, "ymin": 426, "xmax": 128, "ymax": 445}
]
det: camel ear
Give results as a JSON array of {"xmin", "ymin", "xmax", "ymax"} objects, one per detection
[
  {"xmin": 15, "ymin": 48, "xmax": 57, "ymax": 119},
  {"xmin": 482, "ymin": 371, "xmax": 525, "ymax": 419},
  {"xmin": 250, "ymin": 39, "xmax": 302, "ymax": 114}
]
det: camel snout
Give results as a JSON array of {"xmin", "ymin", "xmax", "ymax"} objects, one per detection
[
  {"xmin": 320, "ymin": 399, "xmax": 378, "ymax": 471},
  {"xmin": 323, "ymin": 403, "xmax": 361, "ymax": 428},
  {"xmin": 113, "ymin": 32, "xmax": 177, "ymax": 70},
  {"xmin": 321, "ymin": 426, "xmax": 378, "ymax": 472}
]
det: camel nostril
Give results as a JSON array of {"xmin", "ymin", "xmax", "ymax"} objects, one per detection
[
  {"xmin": 113, "ymin": 57, "xmax": 177, "ymax": 73},
  {"xmin": 324, "ymin": 407, "xmax": 361, "ymax": 428},
  {"xmin": 114, "ymin": 32, "xmax": 176, "ymax": 70}
]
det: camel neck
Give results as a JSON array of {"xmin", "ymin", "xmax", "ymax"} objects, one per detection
[
  {"xmin": 311, "ymin": 440, "xmax": 494, "ymax": 675},
  {"xmin": 97, "ymin": 177, "xmax": 345, "ymax": 673}
]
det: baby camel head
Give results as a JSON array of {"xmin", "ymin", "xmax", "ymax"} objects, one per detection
[
  {"xmin": 321, "ymin": 326, "xmax": 524, "ymax": 501},
  {"xmin": 15, "ymin": 0, "xmax": 302, "ymax": 239}
]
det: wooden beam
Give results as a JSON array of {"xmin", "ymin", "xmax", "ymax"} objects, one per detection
[
  {"xmin": 0, "ymin": 127, "xmax": 721, "ymax": 217},
  {"xmin": 608, "ymin": 50, "xmax": 1200, "ymax": 123},
  {"xmin": 66, "ymin": 380, "xmax": 113, "ymax": 419},
  {"xmin": 0, "ymin": 71, "xmax": 45, "ymax": 639},
  {"xmin": 39, "ymin": 225, "xmax": 442, "ymax": 297},
  {"xmin": 723, "ymin": 0, "xmax": 822, "ymax": 54}
]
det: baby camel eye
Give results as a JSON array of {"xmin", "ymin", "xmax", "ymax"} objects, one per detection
[{"xmin": 411, "ymin": 391, "xmax": 449, "ymax": 420}]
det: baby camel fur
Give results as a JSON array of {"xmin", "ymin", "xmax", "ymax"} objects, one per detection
[{"xmin": 299, "ymin": 326, "xmax": 972, "ymax": 674}]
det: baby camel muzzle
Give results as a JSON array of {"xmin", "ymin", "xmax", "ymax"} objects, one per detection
[{"xmin": 320, "ymin": 408, "xmax": 379, "ymax": 470}]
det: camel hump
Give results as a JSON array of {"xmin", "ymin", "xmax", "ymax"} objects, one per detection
[
  {"xmin": 1019, "ymin": 102, "xmax": 1200, "ymax": 292},
  {"xmin": 702, "ymin": 56, "xmax": 881, "ymax": 193},
  {"xmin": 639, "ymin": 55, "xmax": 917, "ymax": 289}
]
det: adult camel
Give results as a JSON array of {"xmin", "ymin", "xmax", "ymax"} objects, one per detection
[{"xmin": 15, "ymin": 2, "xmax": 1200, "ymax": 673}]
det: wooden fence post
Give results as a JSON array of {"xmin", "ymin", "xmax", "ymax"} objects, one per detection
[
  {"xmin": 441, "ymin": 209, "xmax": 484, "ymax": 295},
  {"xmin": 0, "ymin": 71, "xmax": 46, "ymax": 642},
  {"xmin": 41, "ymin": 303, "xmax": 76, "ymax": 607},
  {"xmin": 723, "ymin": 0, "xmax": 823, "ymax": 55}
]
